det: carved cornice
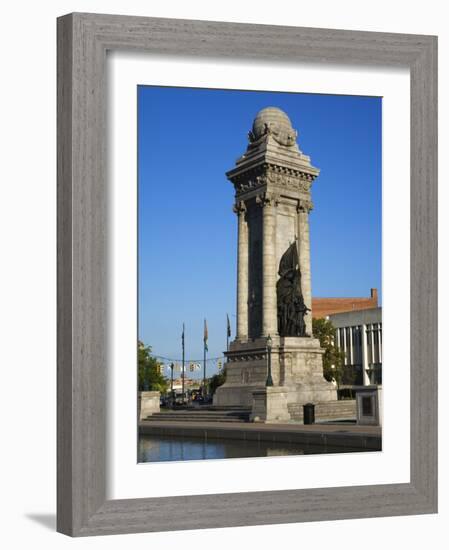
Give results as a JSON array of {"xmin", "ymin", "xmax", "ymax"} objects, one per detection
[
  {"xmin": 227, "ymin": 352, "xmax": 267, "ymax": 363},
  {"xmin": 230, "ymin": 164, "xmax": 315, "ymax": 196},
  {"xmin": 262, "ymin": 169, "xmax": 312, "ymax": 193},
  {"xmin": 233, "ymin": 172, "xmax": 266, "ymax": 194}
]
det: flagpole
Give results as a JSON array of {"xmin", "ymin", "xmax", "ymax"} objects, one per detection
[
  {"xmin": 170, "ymin": 362, "xmax": 174, "ymax": 408},
  {"xmin": 182, "ymin": 323, "xmax": 185, "ymax": 406},
  {"xmin": 203, "ymin": 342, "xmax": 206, "ymax": 397},
  {"xmin": 203, "ymin": 319, "xmax": 207, "ymax": 398}
]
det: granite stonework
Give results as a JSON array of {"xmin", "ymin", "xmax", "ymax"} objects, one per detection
[
  {"xmin": 214, "ymin": 107, "xmax": 337, "ymax": 420},
  {"xmin": 139, "ymin": 391, "xmax": 160, "ymax": 421},
  {"xmin": 251, "ymin": 386, "xmax": 291, "ymax": 423},
  {"xmin": 214, "ymin": 336, "xmax": 336, "ymax": 410}
]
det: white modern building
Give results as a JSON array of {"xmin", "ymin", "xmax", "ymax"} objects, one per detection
[{"xmin": 328, "ymin": 307, "xmax": 382, "ymax": 387}]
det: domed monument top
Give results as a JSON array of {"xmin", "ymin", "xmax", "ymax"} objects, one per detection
[
  {"xmin": 249, "ymin": 106, "xmax": 298, "ymax": 147},
  {"xmin": 227, "ymin": 105, "xmax": 319, "ymax": 192}
]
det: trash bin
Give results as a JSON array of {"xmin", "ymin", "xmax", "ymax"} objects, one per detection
[{"xmin": 303, "ymin": 403, "xmax": 315, "ymax": 425}]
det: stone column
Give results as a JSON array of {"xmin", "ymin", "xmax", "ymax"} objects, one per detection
[
  {"xmin": 234, "ymin": 201, "xmax": 248, "ymax": 341},
  {"xmin": 258, "ymin": 194, "xmax": 278, "ymax": 337},
  {"xmin": 297, "ymin": 199, "xmax": 313, "ymax": 336}
]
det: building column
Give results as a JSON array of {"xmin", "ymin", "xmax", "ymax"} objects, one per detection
[
  {"xmin": 342, "ymin": 327, "xmax": 347, "ymax": 365},
  {"xmin": 370, "ymin": 324, "xmax": 376, "ymax": 364},
  {"xmin": 378, "ymin": 325, "xmax": 382, "ymax": 363},
  {"xmin": 349, "ymin": 326, "xmax": 354, "ymax": 365},
  {"xmin": 297, "ymin": 199, "xmax": 313, "ymax": 336},
  {"xmin": 234, "ymin": 200, "xmax": 248, "ymax": 341},
  {"xmin": 259, "ymin": 193, "xmax": 278, "ymax": 337},
  {"xmin": 361, "ymin": 323, "xmax": 370, "ymax": 385}
]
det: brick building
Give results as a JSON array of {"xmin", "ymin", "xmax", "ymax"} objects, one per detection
[{"xmin": 312, "ymin": 288, "xmax": 378, "ymax": 319}]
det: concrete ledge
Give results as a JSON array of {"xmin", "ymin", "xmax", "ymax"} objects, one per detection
[{"xmin": 139, "ymin": 420, "xmax": 381, "ymax": 451}]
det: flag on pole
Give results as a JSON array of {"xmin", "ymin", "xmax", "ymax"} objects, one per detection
[
  {"xmin": 226, "ymin": 314, "xmax": 231, "ymax": 338},
  {"xmin": 203, "ymin": 319, "xmax": 208, "ymax": 352},
  {"xmin": 181, "ymin": 323, "xmax": 185, "ymax": 347}
]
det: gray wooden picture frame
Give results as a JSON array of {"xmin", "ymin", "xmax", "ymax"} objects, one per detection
[{"xmin": 57, "ymin": 12, "xmax": 438, "ymax": 537}]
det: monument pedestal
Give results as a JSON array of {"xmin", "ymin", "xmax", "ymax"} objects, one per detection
[
  {"xmin": 213, "ymin": 336, "xmax": 337, "ymax": 415},
  {"xmin": 138, "ymin": 391, "xmax": 160, "ymax": 421},
  {"xmin": 280, "ymin": 337, "xmax": 337, "ymax": 405},
  {"xmin": 251, "ymin": 386, "xmax": 291, "ymax": 423}
]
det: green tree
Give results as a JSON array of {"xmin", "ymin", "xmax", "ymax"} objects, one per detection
[
  {"xmin": 312, "ymin": 318, "xmax": 346, "ymax": 389},
  {"xmin": 208, "ymin": 368, "xmax": 226, "ymax": 396},
  {"xmin": 138, "ymin": 341, "xmax": 169, "ymax": 393}
]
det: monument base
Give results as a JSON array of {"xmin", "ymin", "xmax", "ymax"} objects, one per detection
[
  {"xmin": 251, "ymin": 386, "xmax": 291, "ymax": 423},
  {"xmin": 138, "ymin": 391, "xmax": 160, "ymax": 421},
  {"xmin": 213, "ymin": 336, "xmax": 337, "ymax": 414}
]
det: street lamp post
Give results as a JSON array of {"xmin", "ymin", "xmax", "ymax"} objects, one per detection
[
  {"xmin": 266, "ymin": 335, "xmax": 273, "ymax": 387},
  {"xmin": 181, "ymin": 323, "xmax": 185, "ymax": 406},
  {"xmin": 203, "ymin": 345, "xmax": 207, "ymax": 398},
  {"xmin": 170, "ymin": 362, "xmax": 175, "ymax": 408}
]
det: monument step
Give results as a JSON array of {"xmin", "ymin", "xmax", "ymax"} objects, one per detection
[
  {"xmin": 159, "ymin": 408, "xmax": 251, "ymax": 415},
  {"xmin": 145, "ymin": 415, "xmax": 248, "ymax": 423},
  {"xmin": 146, "ymin": 409, "xmax": 251, "ymax": 423},
  {"xmin": 193, "ymin": 406, "xmax": 252, "ymax": 411},
  {"xmin": 152, "ymin": 412, "xmax": 251, "ymax": 418}
]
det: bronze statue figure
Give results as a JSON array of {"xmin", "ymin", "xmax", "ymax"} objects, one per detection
[{"xmin": 276, "ymin": 241, "xmax": 310, "ymax": 337}]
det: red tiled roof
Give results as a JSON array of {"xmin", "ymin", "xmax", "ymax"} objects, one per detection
[{"xmin": 312, "ymin": 288, "xmax": 378, "ymax": 318}]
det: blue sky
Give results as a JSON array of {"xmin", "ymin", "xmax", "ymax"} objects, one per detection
[{"xmin": 138, "ymin": 86, "xmax": 381, "ymax": 370}]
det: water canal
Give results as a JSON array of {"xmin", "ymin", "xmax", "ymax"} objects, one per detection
[{"xmin": 138, "ymin": 434, "xmax": 371, "ymax": 463}]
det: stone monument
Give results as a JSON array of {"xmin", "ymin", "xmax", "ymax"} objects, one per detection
[{"xmin": 213, "ymin": 107, "xmax": 337, "ymax": 421}]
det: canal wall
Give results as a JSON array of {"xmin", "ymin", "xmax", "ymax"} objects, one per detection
[{"xmin": 139, "ymin": 421, "xmax": 381, "ymax": 451}]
